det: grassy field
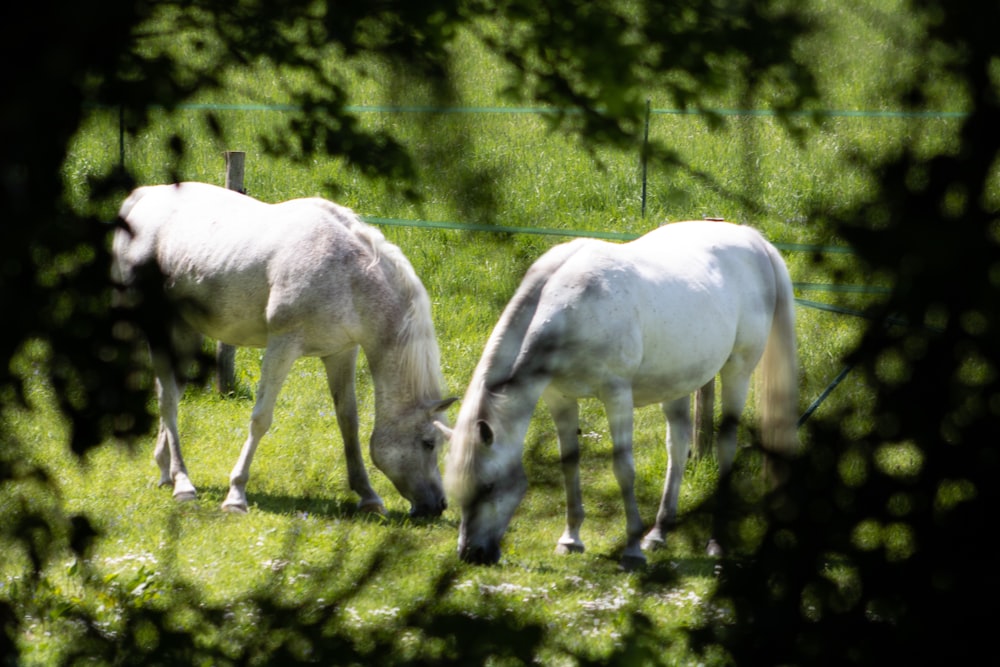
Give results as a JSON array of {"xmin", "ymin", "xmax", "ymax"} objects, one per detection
[{"xmin": 5, "ymin": 1, "xmax": 971, "ymax": 664}]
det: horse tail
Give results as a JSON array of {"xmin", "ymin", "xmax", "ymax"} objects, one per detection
[
  {"xmin": 111, "ymin": 185, "xmax": 156, "ymax": 285},
  {"xmin": 758, "ymin": 242, "xmax": 800, "ymax": 456},
  {"xmin": 117, "ymin": 185, "xmax": 151, "ymax": 223}
]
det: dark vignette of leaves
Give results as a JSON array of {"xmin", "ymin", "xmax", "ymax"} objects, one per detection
[
  {"xmin": 7, "ymin": 0, "xmax": 1000, "ymax": 664},
  {"xmin": 692, "ymin": 2, "xmax": 1000, "ymax": 665}
]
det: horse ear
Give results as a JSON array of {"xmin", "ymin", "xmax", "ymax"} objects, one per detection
[
  {"xmin": 476, "ymin": 420, "xmax": 494, "ymax": 447},
  {"xmin": 427, "ymin": 396, "xmax": 458, "ymax": 415},
  {"xmin": 433, "ymin": 420, "xmax": 453, "ymax": 440}
]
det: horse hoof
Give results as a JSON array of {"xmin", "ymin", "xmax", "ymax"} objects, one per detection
[
  {"xmin": 221, "ymin": 502, "xmax": 248, "ymax": 514},
  {"xmin": 619, "ymin": 555, "xmax": 647, "ymax": 572},
  {"xmin": 640, "ymin": 536, "xmax": 665, "ymax": 551},
  {"xmin": 358, "ymin": 501, "xmax": 387, "ymax": 515},
  {"xmin": 555, "ymin": 543, "xmax": 585, "ymax": 555},
  {"xmin": 706, "ymin": 539, "xmax": 724, "ymax": 558},
  {"xmin": 173, "ymin": 490, "xmax": 197, "ymax": 502}
]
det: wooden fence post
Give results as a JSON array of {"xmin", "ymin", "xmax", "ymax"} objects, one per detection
[
  {"xmin": 224, "ymin": 150, "xmax": 245, "ymax": 193},
  {"xmin": 691, "ymin": 378, "xmax": 715, "ymax": 459},
  {"xmin": 215, "ymin": 151, "xmax": 245, "ymax": 395}
]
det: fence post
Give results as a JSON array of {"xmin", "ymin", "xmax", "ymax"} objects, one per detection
[
  {"xmin": 691, "ymin": 378, "xmax": 715, "ymax": 459},
  {"xmin": 119, "ymin": 105, "xmax": 125, "ymax": 171},
  {"xmin": 224, "ymin": 150, "xmax": 246, "ymax": 193},
  {"xmin": 215, "ymin": 151, "xmax": 245, "ymax": 395},
  {"xmin": 641, "ymin": 98, "xmax": 650, "ymax": 217}
]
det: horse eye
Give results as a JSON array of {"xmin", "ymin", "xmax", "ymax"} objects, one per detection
[{"xmin": 420, "ymin": 438, "xmax": 436, "ymax": 451}]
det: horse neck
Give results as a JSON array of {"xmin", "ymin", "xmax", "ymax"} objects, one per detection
[
  {"xmin": 445, "ymin": 267, "xmax": 571, "ymax": 503},
  {"xmin": 460, "ymin": 287, "xmax": 555, "ymax": 448},
  {"xmin": 445, "ymin": 362, "xmax": 551, "ymax": 508},
  {"xmin": 350, "ymin": 221, "xmax": 445, "ymax": 413},
  {"xmin": 476, "ymin": 237, "xmax": 588, "ymax": 390},
  {"xmin": 366, "ymin": 332, "xmax": 443, "ymax": 415},
  {"xmin": 359, "ymin": 274, "xmax": 444, "ymax": 416},
  {"xmin": 454, "ymin": 242, "xmax": 589, "ymax": 495},
  {"xmin": 490, "ymin": 377, "xmax": 547, "ymax": 444}
]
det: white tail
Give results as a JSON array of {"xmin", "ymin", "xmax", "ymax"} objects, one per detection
[{"xmin": 758, "ymin": 243, "xmax": 800, "ymax": 456}]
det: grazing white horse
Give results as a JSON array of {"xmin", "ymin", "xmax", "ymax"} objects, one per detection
[
  {"xmin": 113, "ymin": 182, "xmax": 456, "ymax": 516},
  {"xmin": 442, "ymin": 220, "xmax": 799, "ymax": 567}
]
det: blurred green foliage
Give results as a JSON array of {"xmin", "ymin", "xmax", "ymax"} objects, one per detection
[{"xmin": 3, "ymin": 1, "xmax": 999, "ymax": 664}]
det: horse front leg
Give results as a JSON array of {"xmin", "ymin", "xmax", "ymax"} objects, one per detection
[
  {"xmin": 153, "ymin": 421, "xmax": 171, "ymax": 488},
  {"xmin": 642, "ymin": 396, "xmax": 692, "ymax": 551},
  {"xmin": 322, "ymin": 350, "xmax": 385, "ymax": 514},
  {"xmin": 544, "ymin": 388, "xmax": 585, "ymax": 555},
  {"xmin": 222, "ymin": 337, "xmax": 299, "ymax": 513},
  {"xmin": 706, "ymin": 370, "xmax": 753, "ymax": 556},
  {"xmin": 602, "ymin": 384, "xmax": 645, "ymax": 569},
  {"xmin": 150, "ymin": 352, "xmax": 196, "ymax": 501}
]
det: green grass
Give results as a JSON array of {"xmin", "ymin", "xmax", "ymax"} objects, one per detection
[
  {"xmin": 4, "ymin": 366, "xmax": 722, "ymax": 664},
  {"xmin": 7, "ymin": 1, "xmax": 977, "ymax": 663}
]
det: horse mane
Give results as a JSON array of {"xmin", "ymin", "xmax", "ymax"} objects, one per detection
[
  {"xmin": 445, "ymin": 238, "xmax": 592, "ymax": 501},
  {"xmin": 327, "ymin": 202, "xmax": 445, "ymax": 401}
]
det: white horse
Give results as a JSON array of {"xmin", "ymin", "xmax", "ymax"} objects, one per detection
[
  {"xmin": 113, "ymin": 182, "xmax": 456, "ymax": 516},
  {"xmin": 441, "ymin": 220, "xmax": 799, "ymax": 567}
]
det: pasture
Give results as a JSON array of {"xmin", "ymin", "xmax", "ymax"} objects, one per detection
[{"xmin": 4, "ymin": 1, "xmax": 968, "ymax": 664}]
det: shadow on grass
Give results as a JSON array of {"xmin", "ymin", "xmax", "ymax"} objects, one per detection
[
  {"xmin": 189, "ymin": 485, "xmax": 459, "ymax": 534},
  {"xmin": 48, "ymin": 514, "xmax": 565, "ymax": 666}
]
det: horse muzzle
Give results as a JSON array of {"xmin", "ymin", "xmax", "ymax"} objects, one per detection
[
  {"xmin": 458, "ymin": 539, "xmax": 501, "ymax": 565},
  {"xmin": 408, "ymin": 494, "xmax": 447, "ymax": 518}
]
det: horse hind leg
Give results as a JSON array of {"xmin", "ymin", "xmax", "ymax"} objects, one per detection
[
  {"xmin": 322, "ymin": 349, "xmax": 385, "ymax": 514},
  {"xmin": 641, "ymin": 396, "xmax": 692, "ymax": 551},
  {"xmin": 150, "ymin": 349, "xmax": 196, "ymax": 501},
  {"xmin": 222, "ymin": 336, "xmax": 301, "ymax": 513},
  {"xmin": 544, "ymin": 388, "xmax": 585, "ymax": 555},
  {"xmin": 704, "ymin": 365, "xmax": 754, "ymax": 557}
]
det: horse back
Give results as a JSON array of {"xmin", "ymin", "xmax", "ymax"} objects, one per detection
[
  {"xmin": 521, "ymin": 221, "xmax": 783, "ymax": 404},
  {"xmin": 114, "ymin": 183, "xmax": 385, "ymax": 348}
]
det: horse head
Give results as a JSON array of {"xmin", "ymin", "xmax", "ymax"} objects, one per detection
[
  {"xmin": 370, "ymin": 396, "xmax": 457, "ymax": 517},
  {"xmin": 442, "ymin": 411, "xmax": 529, "ymax": 564}
]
